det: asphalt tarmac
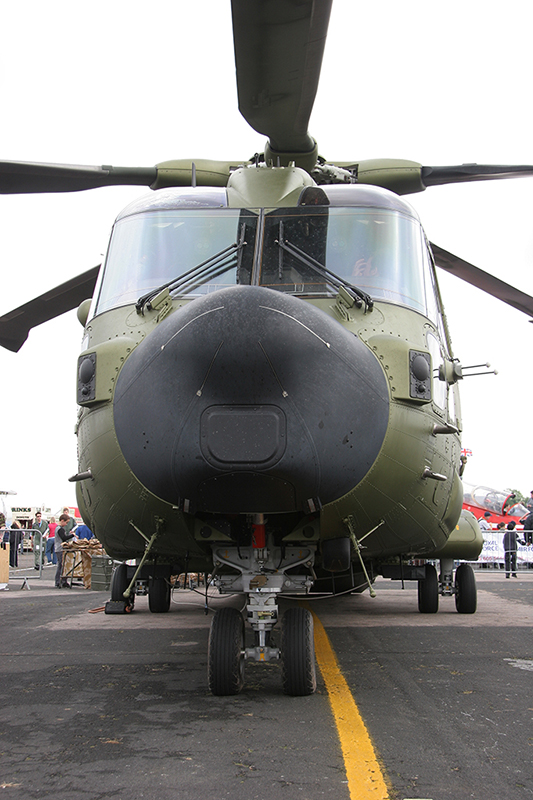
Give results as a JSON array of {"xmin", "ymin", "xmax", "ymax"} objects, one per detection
[{"xmin": 1, "ymin": 555, "xmax": 532, "ymax": 800}]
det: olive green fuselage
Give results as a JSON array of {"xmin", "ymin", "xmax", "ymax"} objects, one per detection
[
  {"xmin": 75, "ymin": 170, "xmax": 474, "ymax": 574},
  {"xmin": 76, "ymin": 295, "xmax": 463, "ymax": 571}
]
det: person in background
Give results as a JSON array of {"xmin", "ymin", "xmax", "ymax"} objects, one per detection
[
  {"xmin": 32, "ymin": 512, "xmax": 49, "ymax": 570},
  {"xmin": 62, "ymin": 507, "xmax": 77, "ymax": 535},
  {"xmin": 478, "ymin": 511, "xmax": 492, "ymax": 533},
  {"xmin": 75, "ymin": 523, "xmax": 94, "ymax": 540},
  {"xmin": 503, "ymin": 520, "xmax": 525, "ymax": 579},
  {"xmin": 46, "ymin": 517, "xmax": 58, "ymax": 564},
  {"xmin": 520, "ymin": 509, "xmax": 533, "ymax": 545},
  {"xmin": 9, "ymin": 519, "xmax": 23, "ymax": 568},
  {"xmin": 54, "ymin": 514, "xmax": 77, "ymax": 588}
]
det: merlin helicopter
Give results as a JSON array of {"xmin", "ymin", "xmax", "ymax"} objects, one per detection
[{"xmin": 2, "ymin": 0, "xmax": 533, "ymax": 697}]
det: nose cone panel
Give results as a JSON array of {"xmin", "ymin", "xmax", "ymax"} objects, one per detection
[{"xmin": 113, "ymin": 286, "xmax": 389, "ymax": 512}]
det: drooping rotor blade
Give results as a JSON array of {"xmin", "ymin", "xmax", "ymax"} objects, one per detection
[
  {"xmin": 422, "ymin": 164, "xmax": 533, "ymax": 188},
  {"xmin": 0, "ymin": 266, "xmax": 99, "ymax": 352},
  {"xmin": 0, "ymin": 159, "xmax": 248, "ymax": 194},
  {"xmin": 0, "ymin": 161, "xmax": 157, "ymax": 194},
  {"xmin": 431, "ymin": 243, "xmax": 533, "ymax": 319},
  {"xmin": 231, "ymin": 0, "xmax": 332, "ymax": 158},
  {"xmin": 332, "ymin": 160, "xmax": 533, "ymax": 195}
]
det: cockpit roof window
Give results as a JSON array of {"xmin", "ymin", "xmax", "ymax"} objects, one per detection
[{"xmin": 116, "ymin": 187, "xmax": 229, "ymax": 220}]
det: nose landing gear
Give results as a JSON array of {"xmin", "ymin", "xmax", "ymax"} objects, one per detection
[{"xmin": 207, "ymin": 530, "xmax": 317, "ymax": 696}]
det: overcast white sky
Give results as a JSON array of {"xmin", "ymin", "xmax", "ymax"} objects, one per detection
[{"xmin": 1, "ymin": 0, "xmax": 532, "ymax": 515}]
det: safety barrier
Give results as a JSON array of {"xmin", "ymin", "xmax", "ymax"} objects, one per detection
[
  {"xmin": 476, "ymin": 528, "xmax": 533, "ymax": 566},
  {"xmin": 0, "ymin": 528, "xmax": 55, "ymax": 588}
]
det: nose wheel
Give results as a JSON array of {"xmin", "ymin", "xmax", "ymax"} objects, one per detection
[
  {"xmin": 208, "ymin": 607, "xmax": 245, "ymax": 696},
  {"xmin": 207, "ymin": 533, "xmax": 317, "ymax": 695},
  {"xmin": 281, "ymin": 607, "xmax": 317, "ymax": 696},
  {"xmin": 207, "ymin": 605, "xmax": 317, "ymax": 696}
]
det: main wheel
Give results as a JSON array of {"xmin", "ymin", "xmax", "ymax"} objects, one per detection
[
  {"xmin": 110, "ymin": 562, "xmax": 129, "ymax": 601},
  {"xmin": 281, "ymin": 607, "xmax": 317, "ymax": 696},
  {"xmin": 418, "ymin": 563, "xmax": 439, "ymax": 613},
  {"xmin": 455, "ymin": 563, "xmax": 477, "ymax": 614},
  {"xmin": 208, "ymin": 607, "xmax": 245, "ymax": 696},
  {"xmin": 148, "ymin": 576, "xmax": 171, "ymax": 613}
]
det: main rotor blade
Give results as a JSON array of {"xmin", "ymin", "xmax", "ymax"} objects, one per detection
[
  {"xmin": 231, "ymin": 0, "xmax": 332, "ymax": 155},
  {"xmin": 0, "ymin": 266, "xmax": 99, "ymax": 352},
  {"xmin": 335, "ymin": 160, "xmax": 533, "ymax": 195},
  {"xmin": 431, "ymin": 243, "xmax": 533, "ymax": 318},
  {"xmin": 0, "ymin": 161, "xmax": 157, "ymax": 194},
  {"xmin": 422, "ymin": 164, "xmax": 533, "ymax": 188}
]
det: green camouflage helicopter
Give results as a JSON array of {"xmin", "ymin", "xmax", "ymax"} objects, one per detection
[{"xmin": 1, "ymin": 0, "xmax": 533, "ymax": 697}]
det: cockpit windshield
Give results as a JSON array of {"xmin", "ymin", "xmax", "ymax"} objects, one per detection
[
  {"xmin": 95, "ymin": 201, "xmax": 437, "ymax": 320},
  {"xmin": 95, "ymin": 209, "xmax": 256, "ymax": 314},
  {"xmin": 258, "ymin": 207, "xmax": 431, "ymax": 315}
]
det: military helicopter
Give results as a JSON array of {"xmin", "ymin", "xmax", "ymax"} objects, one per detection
[{"xmin": 2, "ymin": 0, "xmax": 533, "ymax": 697}]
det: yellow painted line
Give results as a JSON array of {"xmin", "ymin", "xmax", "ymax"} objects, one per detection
[{"xmin": 310, "ymin": 608, "xmax": 391, "ymax": 800}]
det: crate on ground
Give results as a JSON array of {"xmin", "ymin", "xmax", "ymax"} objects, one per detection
[{"xmin": 91, "ymin": 555, "xmax": 114, "ymax": 591}]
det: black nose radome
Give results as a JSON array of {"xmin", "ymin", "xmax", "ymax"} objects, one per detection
[{"xmin": 113, "ymin": 286, "xmax": 389, "ymax": 513}]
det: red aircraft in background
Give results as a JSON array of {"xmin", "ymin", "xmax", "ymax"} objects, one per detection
[{"xmin": 462, "ymin": 484, "xmax": 529, "ymax": 528}]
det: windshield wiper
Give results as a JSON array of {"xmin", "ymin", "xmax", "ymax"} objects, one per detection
[
  {"xmin": 136, "ymin": 224, "xmax": 247, "ymax": 314},
  {"xmin": 276, "ymin": 222, "xmax": 373, "ymax": 312}
]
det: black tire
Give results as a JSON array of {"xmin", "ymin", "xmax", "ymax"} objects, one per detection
[
  {"xmin": 418, "ymin": 563, "xmax": 439, "ymax": 613},
  {"xmin": 208, "ymin": 607, "xmax": 245, "ymax": 696},
  {"xmin": 455, "ymin": 563, "xmax": 477, "ymax": 614},
  {"xmin": 110, "ymin": 563, "xmax": 129, "ymax": 601},
  {"xmin": 281, "ymin": 607, "xmax": 317, "ymax": 696},
  {"xmin": 148, "ymin": 576, "xmax": 171, "ymax": 613}
]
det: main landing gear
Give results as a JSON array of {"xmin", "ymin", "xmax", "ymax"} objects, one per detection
[
  {"xmin": 207, "ymin": 515, "xmax": 317, "ymax": 696},
  {"xmin": 418, "ymin": 558, "xmax": 477, "ymax": 614},
  {"xmin": 105, "ymin": 520, "xmax": 174, "ymax": 614},
  {"xmin": 106, "ymin": 562, "xmax": 173, "ymax": 614}
]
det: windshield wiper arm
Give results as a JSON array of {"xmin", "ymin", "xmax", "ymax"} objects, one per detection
[
  {"xmin": 276, "ymin": 224, "xmax": 373, "ymax": 311},
  {"xmin": 171, "ymin": 254, "xmax": 239, "ymax": 296},
  {"xmin": 136, "ymin": 224, "xmax": 247, "ymax": 314}
]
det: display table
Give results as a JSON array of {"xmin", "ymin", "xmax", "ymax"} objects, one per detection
[{"xmin": 61, "ymin": 540, "xmax": 105, "ymax": 589}]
